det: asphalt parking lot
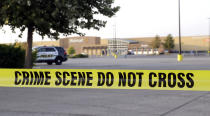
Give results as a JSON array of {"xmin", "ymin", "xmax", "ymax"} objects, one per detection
[
  {"xmin": 1, "ymin": 88, "xmax": 210, "ymax": 116},
  {"xmin": 34, "ymin": 55, "xmax": 210, "ymax": 70},
  {"xmin": 1, "ymin": 55, "xmax": 210, "ymax": 116}
]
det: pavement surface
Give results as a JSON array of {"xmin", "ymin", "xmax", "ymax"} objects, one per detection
[
  {"xmin": 1, "ymin": 55, "xmax": 210, "ymax": 116},
  {"xmin": 0, "ymin": 88, "xmax": 210, "ymax": 116}
]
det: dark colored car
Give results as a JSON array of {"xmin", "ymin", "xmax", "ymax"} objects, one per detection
[{"xmin": 34, "ymin": 46, "xmax": 68, "ymax": 65}]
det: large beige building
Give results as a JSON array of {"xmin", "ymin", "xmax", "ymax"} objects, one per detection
[
  {"xmin": 33, "ymin": 36, "xmax": 107, "ymax": 55},
  {"xmin": 174, "ymin": 36, "xmax": 209, "ymax": 51},
  {"xmin": 32, "ymin": 35, "xmax": 210, "ymax": 55},
  {"xmin": 128, "ymin": 36, "xmax": 209, "ymax": 51},
  {"xmin": 59, "ymin": 36, "xmax": 101, "ymax": 54}
]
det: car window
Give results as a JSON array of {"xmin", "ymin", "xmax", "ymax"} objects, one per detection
[
  {"xmin": 55, "ymin": 47, "xmax": 64, "ymax": 53},
  {"xmin": 38, "ymin": 48, "xmax": 46, "ymax": 52},
  {"xmin": 46, "ymin": 48, "xmax": 56, "ymax": 52},
  {"xmin": 38, "ymin": 48, "xmax": 55, "ymax": 52}
]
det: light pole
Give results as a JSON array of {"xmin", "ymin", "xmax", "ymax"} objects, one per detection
[
  {"xmin": 113, "ymin": 16, "xmax": 117, "ymax": 59},
  {"xmin": 177, "ymin": 0, "xmax": 183, "ymax": 61},
  {"xmin": 208, "ymin": 18, "xmax": 210, "ymax": 56},
  {"xmin": 114, "ymin": 23, "xmax": 117, "ymax": 54}
]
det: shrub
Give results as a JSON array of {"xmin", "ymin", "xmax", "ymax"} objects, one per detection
[
  {"xmin": 0, "ymin": 44, "xmax": 25, "ymax": 68},
  {"xmin": 68, "ymin": 46, "xmax": 75, "ymax": 56},
  {"xmin": 163, "ymin": 34, "xmax": 175, "ymax": 53},
  {"xmin": 0, "ymin": 43, "xmax": 37, "ymax": 68}
]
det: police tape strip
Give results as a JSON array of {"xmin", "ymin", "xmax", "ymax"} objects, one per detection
[{"xmin": 0, "ymin": 69, "xmax": 210, "ymax": 91}]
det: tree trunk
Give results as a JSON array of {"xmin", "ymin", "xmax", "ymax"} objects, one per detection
[{"xmin": 24, "ymin": 26, "xmax": 34, "ymax": 69}]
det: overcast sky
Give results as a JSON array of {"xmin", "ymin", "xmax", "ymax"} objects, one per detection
[{"xmin": 1, "ymin": 0, "xmax": 210, "ymax": 43}]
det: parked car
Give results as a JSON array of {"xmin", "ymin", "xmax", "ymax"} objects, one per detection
[
  {"xmin": 33, "ymin": 46, "xmax": 68, "ymax": 65},
  {"xmin": 127, "ymin": 50, "xmax": 134, "ymax": 55}
]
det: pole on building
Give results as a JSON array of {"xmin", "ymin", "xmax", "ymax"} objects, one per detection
[
  {"xmin": 114, "ymin": 23, "xmax": 117, "ymax": 54},
  {"xmin": 113, "ymin": 16, "xmax": 117, "ymax": 59},
  {"xmin": 177, "ymin": 0, "xmax": 183, "ymax": 61}
]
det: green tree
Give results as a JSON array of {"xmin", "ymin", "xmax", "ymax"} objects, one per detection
[
  {"xmin": 151, "ymin": 35, "xmax": 161, "ymax": 49},
  {"xmin": 68, "ymin": 46, "xmax": 75, "ymax": 56},
  {"xmin": 0, "ymin": 0, "xmax": 119, "ymax": 68},
  {"xmin": 163, "ymin": 34, "xmax": 175, "ymax": 53}
]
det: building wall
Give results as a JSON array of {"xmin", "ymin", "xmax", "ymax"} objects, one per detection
[
  {"xmin": 174, "ymin": 36, "xmax": 209, "ymax": 51},
  {"xmin": 32, "ymin": 36, "xmax": 101, "ymax": 55},
  {"xmin": 33, "ymin": 41, "xmax": 59, "ymax": 47},
  {"xmin": 108, "ymin": 39, "xmax": 129, "ymax": 54},
  {"xmin": 31, "ymin": 35, "xmax": 209, "ymax": 56},
  {"xmin": 101, "ymin": 39, "xmax": 108, "ymax": 45},
  {"xmin": 59, "ymin": 36, "xmax": 101, "ymax": 54},
  {"xmin": 128, "ymin": 36, "xmax": 209, "ymax": 51},
  {"xmin": 128, "ymin": 44, "xmax": 142, "ymax": 50},
  {"xmin": 82, "ymin": 45, "xmax": 107, "ymax": 56}
]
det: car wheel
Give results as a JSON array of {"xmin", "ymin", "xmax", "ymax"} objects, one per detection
[
  {"xmin": 55, "ymin": 57, "xmax": 62, "ymax": 65},
  {"xmin": 47, "ymin": 62, "xmax": 53, "ymax": 65}
]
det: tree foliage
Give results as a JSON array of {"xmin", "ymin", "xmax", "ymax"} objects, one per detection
[
  {"xmin": 0, "ymin": 0, "xmax": 119, "ymax": 38},
  {"xmin": 0, "ymin": 0, "xmax": 119, "ymax": 68},
  {"xmin": 151, "ymin": 35, "xmax": 161, "ymax": 49},
  {"xmin": 68, "ymin": 46, "xmax": 76, "ymax": 55},
  {"xmin": 163, "ymin": 34, "xmax": 175, "ymax": 52}
]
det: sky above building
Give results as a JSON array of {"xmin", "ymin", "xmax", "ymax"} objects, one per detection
[{"xmin": 1, "ymin": 0, "xmax": 210, "ymax": 43}]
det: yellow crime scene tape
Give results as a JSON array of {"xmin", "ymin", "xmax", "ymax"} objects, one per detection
[{"xmin": 0, "ymin": 69, "xmax": 210, "ymax": 91}]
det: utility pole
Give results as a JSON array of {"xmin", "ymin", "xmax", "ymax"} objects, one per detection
[
  {"xmin": 208, "ymin": 18, "xmax": 210, "ymax": 56},
  {"xmin": 113, "ymin": 16, "xmax": 117, "ymax": 59},
  {"xmin": 114, "ymin": 23, "xmax": 117, "ymax": 54},
  {"xmin": 177, "ymin": 0, "xmax": 183, "ymax": 61}
]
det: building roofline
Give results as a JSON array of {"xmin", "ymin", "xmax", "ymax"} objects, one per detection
[{"xmin": 60, "ymin": 36, "xmax": 101, "ymax": 39}]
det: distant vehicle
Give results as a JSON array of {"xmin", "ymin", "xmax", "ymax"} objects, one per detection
[
  {"xmin": 127, "ymin": 50, "xmax": 134, "ymax": 55},
  {"xmin": 33, "ymin": 46, "xmax": 68, "ymax": 65},
  {"xmin": 164, "ymin": 50, "xmax": 169, "ymax": 53}
]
